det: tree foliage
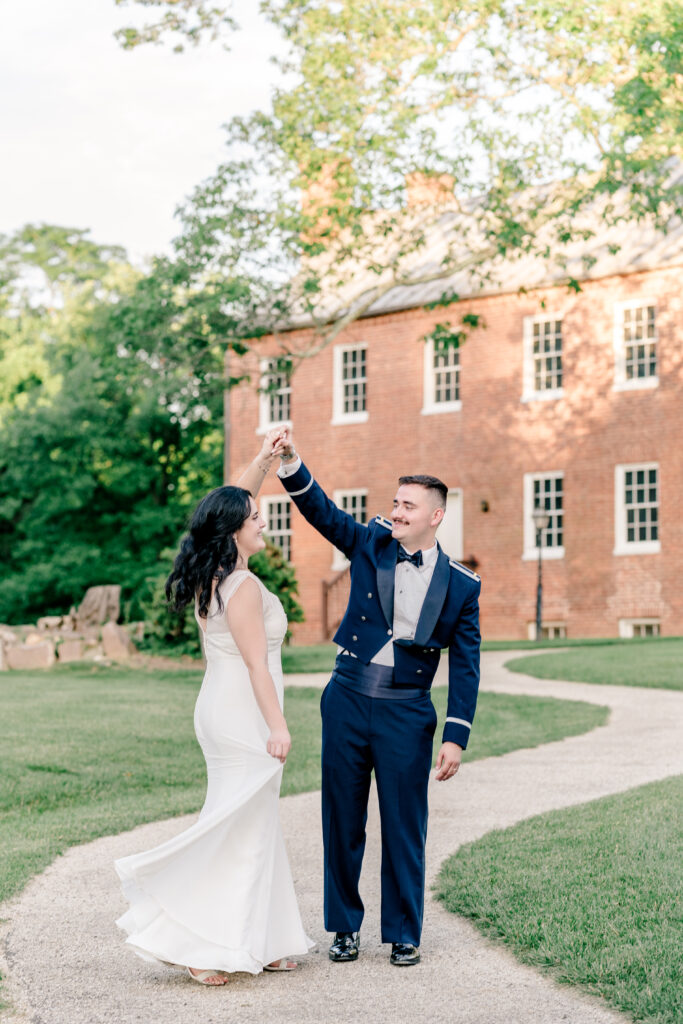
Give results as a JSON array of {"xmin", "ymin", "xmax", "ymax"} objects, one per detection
[
  {"xmin": 0, "ymin": 225, "xmax": 223, "ymax": 624},
  {"xmin": 0, "ymin": 224, "xmax": 307, "ymax": 627},
  {"xmin": 114, "ymin": 0, "xmax": 682, "ymax": 366},
  {"xmin": 139, "ymin": 537, "xmax": 304, "ymax": 654}
]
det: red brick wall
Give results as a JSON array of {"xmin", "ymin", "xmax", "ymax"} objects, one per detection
[{"xmin": 229, "ymin": 266, "xmax": 683, "ymax": 641}]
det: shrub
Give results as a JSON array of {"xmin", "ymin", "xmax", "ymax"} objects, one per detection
[{"xmin": 136, "ymin": 540, "xmax": 304, "ymax": 655}]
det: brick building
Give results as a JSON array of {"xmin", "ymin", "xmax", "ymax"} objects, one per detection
[{"xmin": 228, "ymin": 225, "xmax": 683, "ymax": 642}]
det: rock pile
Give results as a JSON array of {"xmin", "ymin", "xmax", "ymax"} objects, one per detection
[{"xmin": 0, "ymin": 585, "xmax": 141, "ymax": 670}]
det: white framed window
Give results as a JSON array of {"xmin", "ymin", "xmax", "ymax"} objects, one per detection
[
  {"xmin": 435, "ymin": 488, "xmax": 464, "ymax": 560},
  {"xmin": 613, "ymin": 301, "xmax": 658, "ymax": 391},
  {"xmin": 422, "ymin": 337, "xmax": 461, "ymax": 414},
  {"xmin": 523, "ymin": 473, "xmax": 565, "ymax": 560},
  {"xmin": 618, "ymin": 618, "xmax": 661, "ymax": 638},
  {"xmin": 522, "ymin": 315, "xmax": 564, "ymax": 402},
  {"xmin": 257, "ymin": 357, "xmax": 292, "ymax": 433},
  {"xmin": 614, "ymin": 463, "xmax": 660, "ymax": 555},
  {"xmin": 332, "ymin": 344, "xmax": 368, "ymax": 424},
  {"xmin": 526, "ymin": 621, "xmax": 567, "ymax": 640},
  {"xmin": 261, "ymin": 496, "xmax": 292, "ymax": 561},
  {"xmin": 331, "ymin": 489, "xmax": 368, "ymax": 569}
]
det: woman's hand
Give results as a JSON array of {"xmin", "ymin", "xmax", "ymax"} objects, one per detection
[
  {"xmin": 267, "ymin": 723, "xmax": 291, "ymax": 764},
  {"xmin": 259, "ymin": 428, "xmax": 289, "ymax": 463}
]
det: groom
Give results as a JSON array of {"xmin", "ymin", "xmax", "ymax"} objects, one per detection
[{"xmin": 277, "ymin": 435, "xmax": 480, "ymax": 966}]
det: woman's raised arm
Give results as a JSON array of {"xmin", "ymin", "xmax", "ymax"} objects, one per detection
[{"xmin": 234, "ymin": 428, "xmax": 288, "ymax": 497}]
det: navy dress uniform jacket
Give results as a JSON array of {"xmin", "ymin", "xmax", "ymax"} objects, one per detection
[{"xmin": 280, "ymin": 460, "xmax": 481, "ymax": 749}]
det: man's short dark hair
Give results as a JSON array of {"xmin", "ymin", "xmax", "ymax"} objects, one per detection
[{"xmin": 398, "ymin": 474, "xmax": 448, "ymax": 508}]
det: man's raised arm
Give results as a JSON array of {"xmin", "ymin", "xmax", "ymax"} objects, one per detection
[{"xmin": 275, "ymin": 430, "xmax": 367, "ymax": 560}]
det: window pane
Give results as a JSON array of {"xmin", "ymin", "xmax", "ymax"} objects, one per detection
[
  {"xmin": 623, "ymin": 466, "xmax": 658, "ymax": 545},
  {"xmin": 531, "ymin": 318, "xmax": 562, "ymax": 391},
  {"xmin": 262, "ymin": 358, "xmax": 291, "ymax": 425},
  {"xmin": 433, "ymin": 341, "xmax": 460, "ymax": 403},
  {"xmin": 531, "ymin": 474, "xmax": 563, "ymax": 549},
  {"xmin": 623, "ymin": 305, "xmax": 657, "ymax": 380},
  {"xmin": 341, "ymin": 348, "xmax": 367, "ymax": 413},
  {"xmin": 264, "ymin": 498, "xmax": 292, "ymax": 561}
]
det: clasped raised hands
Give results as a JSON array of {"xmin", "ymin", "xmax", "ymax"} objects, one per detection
[{"xmin": 259, "ymin": 427, "xmax": 295, "ymax": 463}]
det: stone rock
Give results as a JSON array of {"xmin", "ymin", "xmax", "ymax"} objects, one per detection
[
  {"xmin": 127, "ymin": 621, "xmax": 146, "ymax": 642},
  {"xmin": 37, "ymin": 616, "xmax": 63, "ymax": 631},
  {"xmin": 57, "ymin": 639, "xmax": 85, "ymax": 663},
  {"xmin": 25, "ymin": 632, "xmax": 43, "ymax": 646},
  {"xmin": 76, "ymin": 586, "xmax": 121, "ymax": 629},
  {"xmin": 101, "ymin": 621, "xmax": 136, "ymax": 661},
  {"xmin": 0, "ymin": 642, "xmax": 6, "ymax": 671},
  {"xmin": 6, "ymin": 641, "xmax": 56, "ymax": 670},
  {"xmin": 0, "ymin": 626, "xmax": 19, "ymax": 644}
]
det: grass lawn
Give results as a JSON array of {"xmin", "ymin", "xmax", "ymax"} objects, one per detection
[
  {"xmin": 281, "ymin": 643, "xmax": 337, "ymax": 673},
  {"xmin": 435, "ymin": 776, "xmax": 683, "ymax": 1024},
  {"xmin": 436, "ymin": 637, "xmax": 683, "ymax": 1024},
  {"xmin": 0, "ymin": 662, "xmax": 605, "ymax": 905},
  {"xmin": 280, "ymin": 636, "xmax": 682, "ymax": 675},
  {"xmin": 506, "ymin": 637, "xmax": 683, "ymax": 690}
]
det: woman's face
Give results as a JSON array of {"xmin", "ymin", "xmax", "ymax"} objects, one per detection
[{"xmin": 233, "ymin": 497, "xmax": 267, "ymax": 559}]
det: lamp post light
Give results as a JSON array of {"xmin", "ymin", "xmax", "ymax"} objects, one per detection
[{"xmin": 532, "ymin": 505, "xmax": 551, "ymax": 642}]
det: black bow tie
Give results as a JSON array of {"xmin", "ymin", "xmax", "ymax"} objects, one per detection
[{"xmin": 397, "ymin": 547, "xmax": 423, "ymax": 568}]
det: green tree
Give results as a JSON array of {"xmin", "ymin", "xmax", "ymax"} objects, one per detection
[
  {"xmin": 139, "ymin": 538, "xmax": 304, "ymax": 654},
  {"xmin": 114, "ymin": 1, "xmax": 682, "ymax": 365},
  {"xmin": 0, "ymin": 225, "xmax": 309, "ymax": 628},
  {"xmin": 0, "ymin": 225, "xmax": 223, "ymax": 624}
]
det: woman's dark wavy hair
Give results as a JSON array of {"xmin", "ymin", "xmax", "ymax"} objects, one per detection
[{"xmin": 165, "ymin": 485, "xmax": 253, "ymax": 618}]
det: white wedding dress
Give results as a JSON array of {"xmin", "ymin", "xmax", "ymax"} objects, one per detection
[{"xmin": 115, "ymin": 570, "xmax": 313, "ymax": 974}]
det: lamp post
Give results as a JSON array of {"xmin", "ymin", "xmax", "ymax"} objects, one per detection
[{"xmin": 532, "ymin": 505, "xmax": 551, "ymax": 642}]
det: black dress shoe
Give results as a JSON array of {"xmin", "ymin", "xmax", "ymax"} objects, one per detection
[
  {"xmin": 390, "ymin": 942, "xmax": 420, "ymax": 966},
  {"xmin": 328, "ymin": 932, "xmax": 360, "ymax": 962}
]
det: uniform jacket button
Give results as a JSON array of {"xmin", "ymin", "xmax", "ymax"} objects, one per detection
[
  {"xmin": 416, "ymin": 669, "xmax": 423, "ymax": 674},
  {"xmin": 352, "ymin": 635, "xmax": 358, "ymax": 642},
  {"xmin": 361, "ymin": 616, "xmax": 366, "ymax": 621},
  {"xmin": 367, "ymin": 592, "xmax": 373, "ymax": 599},
  {"xmin": 387, "ymin": 629, "xmax": 392, "ymax": 635}
]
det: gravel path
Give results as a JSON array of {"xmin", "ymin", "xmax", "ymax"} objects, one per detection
[{"xmin": 2, "ymin": 651, "xmax": 681, "ymax": 1024}]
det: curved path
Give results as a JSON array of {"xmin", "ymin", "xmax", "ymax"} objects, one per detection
[{"xmin": 2, "ymin": 652, "xmax": 682, "ymax": 1024}]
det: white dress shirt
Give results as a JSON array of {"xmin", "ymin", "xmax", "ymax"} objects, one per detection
[
  {"xmin": 371, "ymin": 542, "xmax": 437, "ymax": 665},
  {"xmin": 278, "ymin": 456, "xmax": 436, "ymax": 666}
]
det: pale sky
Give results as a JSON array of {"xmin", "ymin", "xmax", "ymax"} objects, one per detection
[{"xmin": 2, "ymin": 0, "xmax": 283, "ymax": 263}]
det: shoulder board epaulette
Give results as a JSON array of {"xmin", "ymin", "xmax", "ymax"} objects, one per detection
[
  {"xmin": 449, "ymin": 558, "xmax": 481, "ymax": 582},
  {"xmin": 373, "ymin": 514, "xmax": 393, "ymax": 530}
]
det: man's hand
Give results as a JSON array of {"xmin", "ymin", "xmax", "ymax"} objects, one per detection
[
  {"xmin": 260, "ymin": 427, "xmax": 289, "ymax": 461},
  {"xmin": 277, "ymin": 427, "xmax": 297, "ymax": 461},
  {"xmin": 434, "ymin": 741, "xmax": 463, "ymax": 781}
]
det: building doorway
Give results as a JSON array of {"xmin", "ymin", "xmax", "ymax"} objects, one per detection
[{"xmin": 436, "ymin": 488, "xmax": 463, "ymax": 560}]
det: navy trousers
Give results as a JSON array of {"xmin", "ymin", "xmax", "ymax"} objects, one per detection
[{"xmin": 320, "ymin": 672, "xmax": 437, "ymax": 946}]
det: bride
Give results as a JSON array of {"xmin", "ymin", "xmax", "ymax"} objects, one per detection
[{"xmin": 114, "ymin": 431, "xmax": 312, "ymax": 985}]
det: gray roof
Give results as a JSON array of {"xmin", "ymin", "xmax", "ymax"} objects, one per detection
[
  {"xmin": 284, "ymin": 180, "xmax": 683, "ymax": 330},
  {"xmin": 362, "ymin": 212, "xmax": 683, "ymax": 319}
]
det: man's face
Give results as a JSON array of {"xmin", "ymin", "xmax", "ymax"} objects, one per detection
[{"xmin": 391, "ymin": 484, "xmax": 443, "ymax": 549}]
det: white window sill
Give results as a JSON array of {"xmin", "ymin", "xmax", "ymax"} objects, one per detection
[
  {"xmin": 521, "ymin": 388, "xmax": 564, "ymax": 404},
  {"xmin": 613, "ymin": 377, "xmax": 658, "ymax": 392},
  {"xmin": 331, "ymin": 411, "xmax": 369, "ymax": 426},
  {"xmin": 421, "ymin": 401, "xmax": 462, "ymax": 415},
  {"xmin": 522, "ymin": 546, "xmax": 565, "ymax": 562},
  {"xmin": 256, "ymin": 419, "xmax": 292, "ymax": 436},
  {"xmin": 613, "ymin": 541, "xmax": 661, "ymax": 556}
]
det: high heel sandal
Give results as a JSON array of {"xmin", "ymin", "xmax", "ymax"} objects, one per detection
[
  {"xmin": 263, "ymin": 959, "xmax": 297, "ymax": 972},
  {"xmin": 186, "ymin": 967, "xmax": 228, "ymax": 985}
]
